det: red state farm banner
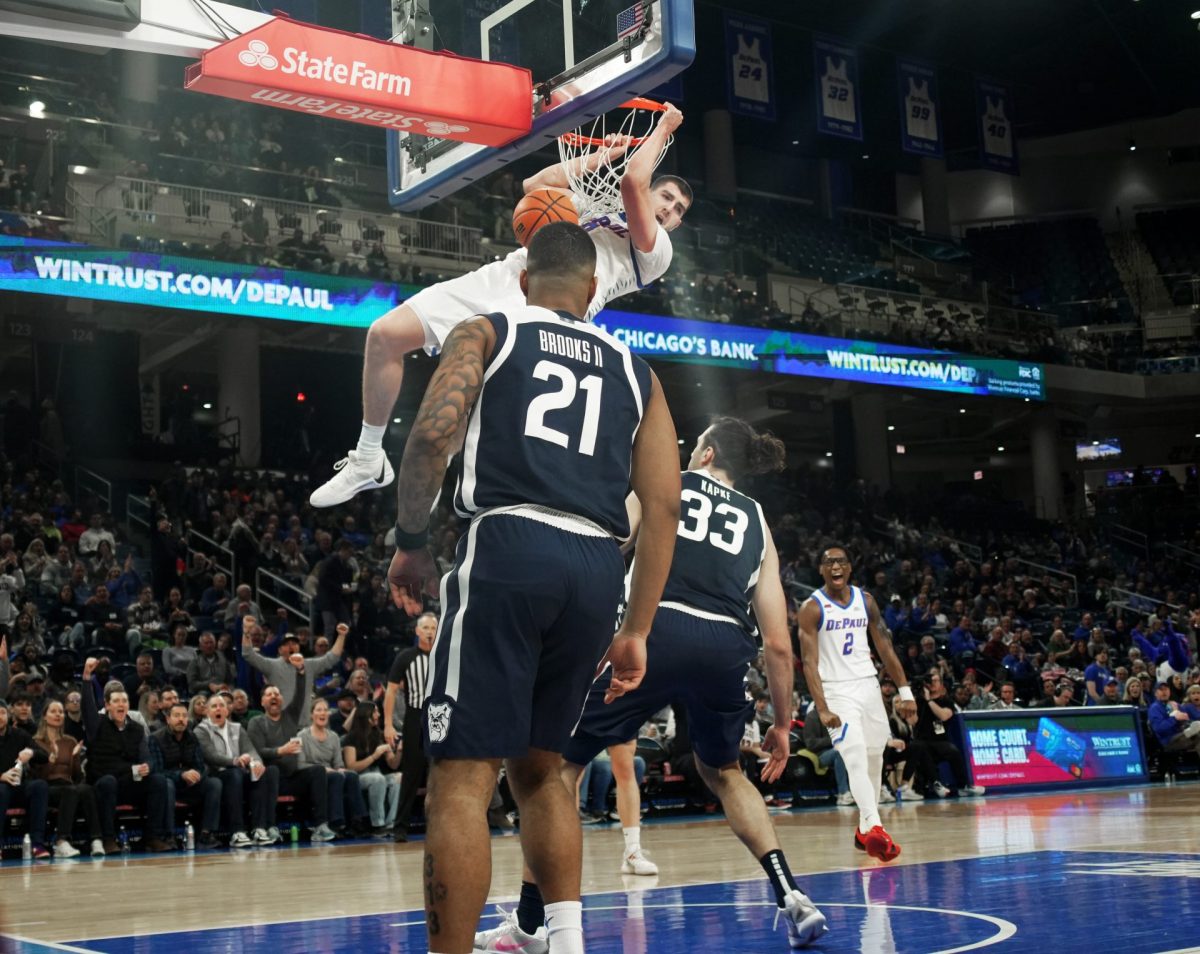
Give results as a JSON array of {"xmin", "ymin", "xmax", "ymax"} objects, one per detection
[{"xmin": 185, "ymin": 17, "xmax": 532, "ymax": 147}]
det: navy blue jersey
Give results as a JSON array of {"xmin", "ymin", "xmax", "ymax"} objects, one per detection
[
  {"xmin": 656, "ymin": 469, "xmax": 769, "ymax": 632},
  {"xmin": 453, "ymin": 305, "xmax": 653, "ymax": 538}
]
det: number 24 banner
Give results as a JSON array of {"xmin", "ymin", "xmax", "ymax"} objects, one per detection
[
  {"xmin": 976, "ymin": 76, "xmax": 1019, "ymax": 174},
  {"xmin": 897, "ymin": 58, "xmax": 942, "ymax": 159},
  {"xmin": 724, "ymin": 11, "xmax": 774, "ymax": 121}
]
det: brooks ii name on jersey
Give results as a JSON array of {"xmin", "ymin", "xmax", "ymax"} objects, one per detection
[
  {"xmin": 454, "ymin": 305, "xmax": 652, "ymax": 538},
  {"xmin": 655, "ymin": 469, "xmax": 768, "ymax": 631},
  {"xmin": 808, "ymin": 585, "xmax": 875, "ymax": 682}
]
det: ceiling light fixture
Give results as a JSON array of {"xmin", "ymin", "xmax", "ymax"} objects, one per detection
[{"xmin": 28, "ymin": 100, "xmax": 45, "ymax": 117}]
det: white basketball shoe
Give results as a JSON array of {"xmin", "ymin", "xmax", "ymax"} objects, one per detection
[{"xmin": 309, "ymin": 451, "xmax": 394, "ymax": 508}]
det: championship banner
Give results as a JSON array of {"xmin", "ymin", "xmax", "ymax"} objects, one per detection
[
  {"xmin": 961, "ymin": 708, "xmax": 1147, "ymax": 790},
  {"xmin": 185, "ymin": 15, "xmax": 532, "ymax": 147},
  {"xmin": 975, "ymin": 76, "xmax": 1019, "ymax": 174},
  {"xmin": 723, "ymin": 11, "xmax": 774, "ymax": 121},
  {"xmin": 896, "ymin": 58, "xmax": 942, "ymax": 158},
  {"xmin": 813, "ymin": 34, "xmax": 862, "ymax": 141}
]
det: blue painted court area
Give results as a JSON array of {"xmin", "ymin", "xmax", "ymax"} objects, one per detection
[{"xmin": 7, "ymin": 850, "xmax": 1196, "ymax": 953}]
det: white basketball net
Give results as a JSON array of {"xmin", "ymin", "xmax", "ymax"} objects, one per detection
[{"xmin": 557, "ymin": 100, "xmax": 672, "ymax": 222}]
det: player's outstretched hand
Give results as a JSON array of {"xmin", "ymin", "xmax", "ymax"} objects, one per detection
[
  {"xmin": 387, "ymin": 547, "xmax": 439, "ymax": 606},
  {"xmin": 760, "ymin": 725, "xmax": 791, "ymax": 784},
  {"xmin": 818, "ymin": 708, "xmax": 842, "ymax": 731},
  {"xmin": 600, "ymin": 631, "xmax": 647, "ymax": 703},
  {"xmin": 658, "ymin": 102, "xmax": 683, "ymax": 136}
]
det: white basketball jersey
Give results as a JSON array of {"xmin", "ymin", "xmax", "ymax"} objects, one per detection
[
  {"xmin": 904, "ymin": 78, "xmax": 937, "ymax": 142},
  {"xmin": 732, "ymin": 35, "xmax": 769, "ymax": 103},
  {"xmin": 982, "ymin": 96, "xmax": 1012, "ymax": 158},
  {"xmin": 821, "ymin": 56, "xmax": 857, "ymax": 123},
  {"xmin": 499, "ymin": 210, "xmax": 673, "ymax": 322},
  {"xmin": 809, "ymin": 585, "xmax": 875, "ymax": 683}
]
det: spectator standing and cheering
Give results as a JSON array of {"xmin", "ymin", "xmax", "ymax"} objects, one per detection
[
  {"xmin": 80, "ymin": 657, "xmax": 175, "ymax": 853},
  {"xmin": 242, "ymin": 620, "xmax": 348, "ymax": 726}
]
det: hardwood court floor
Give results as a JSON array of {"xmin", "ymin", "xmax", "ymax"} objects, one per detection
[{"xmin": 1, "ymin": 784, "xmax": 1198, "ymax": 952}]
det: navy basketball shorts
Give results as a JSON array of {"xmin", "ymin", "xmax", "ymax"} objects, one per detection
[
  {"xmin": 423, "ymin": 510, "xmax": 625, "ymax": 759},
  {"xmin": 563, "ymin": 605, "xmax": 757, "ymax": 770}
]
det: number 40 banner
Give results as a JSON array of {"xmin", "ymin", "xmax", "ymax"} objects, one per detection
[
  {"xmin": 976, "ymin": 76, "xmax": 1019, "ymax": 175},
  {"xmin": 724, "ymin": 11, "xmax": 775, "ymax": 121}
]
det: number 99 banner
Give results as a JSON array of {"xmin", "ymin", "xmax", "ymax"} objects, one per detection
[
  {"xmin": 723, "ymin": 11, "xmax": 775, "ymax": 121},
  {"xmin": 897, "ymin": 58, "xmax": 943, "ymax": 159},
  {"xmin": 976, "ymin": 76, "xmax": 1019, "ymax": 175}
]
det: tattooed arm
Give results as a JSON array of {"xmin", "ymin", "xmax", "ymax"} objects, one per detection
[{"xmin": 387, "ymin": 316, "xmax": 496, "ymax": 602}]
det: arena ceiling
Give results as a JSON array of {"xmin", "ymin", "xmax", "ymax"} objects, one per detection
[{"xmin": 689, "ymin": 0, "xmax": 1200, "ymax": 158}]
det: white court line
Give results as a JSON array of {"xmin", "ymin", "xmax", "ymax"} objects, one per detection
[
  {"xmin": 466, "ymin": 901, "xmax": 1015, "ymax": 954},
  {"xmin": 0, "ymin": 933, "xmax": 97, "ymax": 953}
]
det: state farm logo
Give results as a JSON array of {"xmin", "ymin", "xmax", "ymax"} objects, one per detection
[
  {"xmin": 238, "ymin": 39, "xmax": 278, "ymax": 71},
  {"xmin": 249, "ymin": 89, "xmax": 470, "ymax": 135}
]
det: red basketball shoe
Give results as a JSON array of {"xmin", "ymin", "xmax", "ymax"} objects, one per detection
[{"xmin": 853, "ymin": 825, "xmax": 901, "ymax": 862}]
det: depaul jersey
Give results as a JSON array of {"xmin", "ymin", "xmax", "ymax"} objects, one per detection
[
  {"xmin": 732, "ymin": 34, "xmax": 769, "ymax": 103},
  {"xmin": 982, "ymin": 96, "xmax": 1012, "ymax": 158},
  {"xmin": 821, "ymin": 56, "xmax": 857, "ymax": 124},
  {"xmin": 808, "ymin": 585, "xmax": 875, "ymax": 683},
  {"xmin": 655, "ymin": 469, "xmax": 768, "ymax": 632},
  {"xmin": 454, "ymin": 304, "xmax": 652, "ymax": 538},
  {"xmin": 489, "ymin": 207, "xmax": 672, "ymax": 323},
  {"xmin": 904, "ymin": 77, "xmax": 937, "ymax": 142}
]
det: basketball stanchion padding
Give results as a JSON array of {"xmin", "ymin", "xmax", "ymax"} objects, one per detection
[{"xmin": 512, "ymin": 188, "xmax": 579, "ymax": 246}]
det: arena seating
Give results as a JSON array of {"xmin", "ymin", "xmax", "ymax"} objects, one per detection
[{"xmin": 1136, "ymin": 206, "xmax": 1200, "ymax": 307}]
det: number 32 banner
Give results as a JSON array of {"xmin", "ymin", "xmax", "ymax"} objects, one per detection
[
  {"xmin": 724, "ymin": 11, "xmax": 774, "ymax": 120},
  {"xmin": 813, "ymin": 34, "xmax": 863, "ymax": 141},
  {"xmin": 897, "ymin": 58, "xmax": 942, "ymax": 158},
  {"xmin": 976, "ymin": 76, "xmax": 1019, "ymax": 174}
]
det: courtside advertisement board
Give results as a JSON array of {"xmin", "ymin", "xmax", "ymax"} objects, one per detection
[
  {"xmin": 0, "ymin": 237, "xmax": 1044, "ymax": 398},
  {"xmin": 960, "ymin": 707, "xmax": 1147, "ymax": 790},
  {"xmin": 0, "ymin": 235, "xmax": 408, "ymax": 326},
  {"xmin": 594, "ymin": 310, "xmax": 1045, "ymax": 399}
]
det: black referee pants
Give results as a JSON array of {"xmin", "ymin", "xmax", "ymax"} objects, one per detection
[{"xmin": 394, "ymin": 708, "xmax": 428, "ymax": 834}]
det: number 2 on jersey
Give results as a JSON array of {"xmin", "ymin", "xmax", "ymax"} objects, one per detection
[
  {"xmin": 842, "ymin": 632, "xmax": 854, "ymax": 655},
  {"xmin": 677, "ymin": 489, "xmax": 748, "ymax": 555},
  {"xmin": 524, "ymin": 359, "xmax": 603, "ymax": 456}
]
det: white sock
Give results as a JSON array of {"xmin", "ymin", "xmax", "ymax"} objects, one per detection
[
  {"xmin": 622, "ymin": 826, "xmax": 641, "ymax": 856},
  {"xmin": 544, "ymin": 900, "xmax": 584, "ymax": 954},
  {"xmin": 355, "ymin": 422, "xmax": 387, "ymax": 459}
]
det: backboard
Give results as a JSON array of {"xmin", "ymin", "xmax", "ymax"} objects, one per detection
[{"xmin": 386, "ymin": 0, "xmax": 694, "ymax": 211}]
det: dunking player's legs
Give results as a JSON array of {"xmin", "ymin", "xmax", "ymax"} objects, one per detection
[
  {"xmin": 422, "ymin": 757, "xmax": 502, "ymax": 954},
  {"xmin": 363, "ymin": 304, "xmax": 424, "ymax": 429},
  {"xmin": 309, "ymin": 304, "xmax": 424, "ymax": 507}
]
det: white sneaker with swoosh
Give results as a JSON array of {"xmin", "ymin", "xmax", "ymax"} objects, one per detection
[
  {"xmin": 473, "ymin": 907, "xmax": 548, "ymax": 954},
  {"xmin": 309, "ymin": 451, "xmax": 394, "ymax": 508}
]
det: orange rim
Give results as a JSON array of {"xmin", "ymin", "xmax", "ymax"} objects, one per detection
[{"xmin": 559, "ymin": 98, "xmax": 668, "ymax": 148}]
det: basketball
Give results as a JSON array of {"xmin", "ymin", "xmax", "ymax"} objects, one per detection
[{"xmin": 512, "ymin": 188, "xmax": 579, "ymax": 246}]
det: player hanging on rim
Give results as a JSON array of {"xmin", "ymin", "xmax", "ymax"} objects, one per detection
[
  {"xmin": 310, "ymin": 103, "xmax": 690, "ymax": 508},
  {"xmin": 798, "ymin": 546, "xmax": 916, "ymax": 863},
  {"xmin": 476, "ymin": 418, "xmax": 828, "ymax": 952}
]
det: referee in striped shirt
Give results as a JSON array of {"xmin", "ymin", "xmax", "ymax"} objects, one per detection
[{"xmin": 384, "ymin": 612, "xmax": 437, "ymax": 841}]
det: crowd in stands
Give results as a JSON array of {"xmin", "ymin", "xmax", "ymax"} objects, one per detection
[{"xmin": 3, "ymin": 411, "xmax": 1199, "ymax": 857}]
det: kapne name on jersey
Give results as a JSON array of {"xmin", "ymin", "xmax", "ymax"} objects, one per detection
[
  {"xmin": 825, "ymin": 614, "xmax": 867, "ymax": 632},
  {"xmin": 701, "ymin": 478, "xmax": 731, "ymax": 501},
  {"xmin": 538, "ymin": 329, "xmax": 603, "ymax": 367}
]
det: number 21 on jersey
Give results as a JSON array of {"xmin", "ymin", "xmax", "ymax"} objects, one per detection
[
  {"xmin": 677, "ymin": 489, "xmax": 747, "ymax": 554},
  {"xmin": 523, "ymin": 359, "xmax": 602, "ymax": 456}
]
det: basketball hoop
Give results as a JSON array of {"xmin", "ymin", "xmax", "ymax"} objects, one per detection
[{"xmin": 557, "ymin": 98, "xmax": 672, "ymax": 221}]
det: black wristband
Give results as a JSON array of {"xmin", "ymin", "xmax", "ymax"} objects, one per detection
[{"xmin": 394, "ymin": 523, "xmax": 430, "ymax": 551}]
